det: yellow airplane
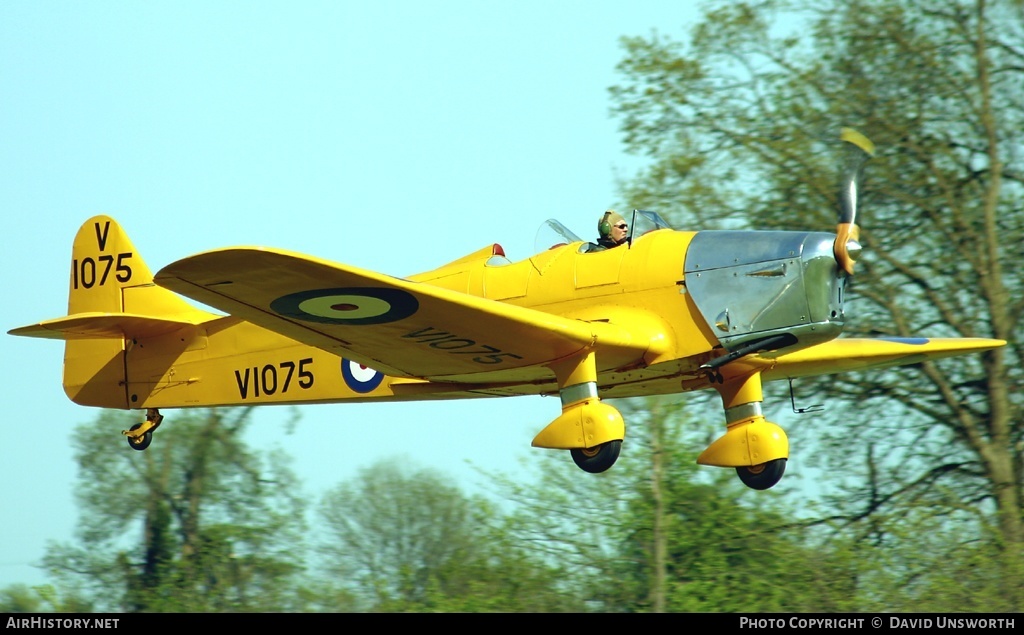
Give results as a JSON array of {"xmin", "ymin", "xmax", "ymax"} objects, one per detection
[{"xmin": 9, "ymin": 130, "xmax": 1005, "ymax": 490}]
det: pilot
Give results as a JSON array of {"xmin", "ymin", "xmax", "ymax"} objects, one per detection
[{"xmin": 596, "ymin": 210, "xmax": 629, "ymax": 249}]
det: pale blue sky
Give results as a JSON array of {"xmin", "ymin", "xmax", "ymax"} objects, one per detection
[{"xmin": 0, "ymin": 1, "xmax": 710, "ymax": 587}]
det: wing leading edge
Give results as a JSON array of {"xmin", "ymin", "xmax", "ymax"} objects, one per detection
[{"xmin": 154, "ymin": 247, "xmax": 660, "ymax": 383}]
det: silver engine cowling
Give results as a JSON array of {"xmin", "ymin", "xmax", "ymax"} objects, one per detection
[{"xmin": 684, "ymin": 230, "xmax": 849, "ymax": 354}]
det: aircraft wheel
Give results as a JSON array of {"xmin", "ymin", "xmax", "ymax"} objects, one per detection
[
  {"xmin": 126, "ymin": 423, "xmax": 153, "ymax": 452},
  {"xmin": 736, "ymin": 458, "xmax": 786, "ymax": 490},
  {"xmin": 571, "ymin": 440, "xmax": 622, "ymax": 474}
]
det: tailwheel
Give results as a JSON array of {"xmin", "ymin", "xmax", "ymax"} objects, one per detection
[
  {"xmin": 123, "ymin": 408, "xmax": 163, "ymax": 452},
  {"xmin": 571, "ymin": 440, "xmax": 622, "ymax": 474},
  {"xmin": 126, "ymin": 423, "xmax": 153, "ymax": 451},
  {"xmin": 736, "ymin": 458, "xmax": 786, "ymax": 490}
]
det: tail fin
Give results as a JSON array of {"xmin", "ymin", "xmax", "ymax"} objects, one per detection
[{"xmin": 9, "ymin": 215, "xmax": 213, "ymax": 408}]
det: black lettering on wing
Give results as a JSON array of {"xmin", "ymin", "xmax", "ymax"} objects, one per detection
[{"xmin": 234, "ymin": 368, "xmax": 251, "ymax": 399}]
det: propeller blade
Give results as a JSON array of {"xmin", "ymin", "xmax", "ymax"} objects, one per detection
[{"xmin": 834, "ymin": 128, "xmax": 875, "ymax": 275}]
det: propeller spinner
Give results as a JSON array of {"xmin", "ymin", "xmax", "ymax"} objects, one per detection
[{"xmin": 834, "ymin": 128, "xmax": 875, "ymax": 275}]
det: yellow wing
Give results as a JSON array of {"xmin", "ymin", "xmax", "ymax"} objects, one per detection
[
  {"xmin": 154, "ymin": 247, "xmax": 655, "ymax": 383},
  {"xmin": 759, "ymin": 336, "xmax": 1005, "ymax": 379}
]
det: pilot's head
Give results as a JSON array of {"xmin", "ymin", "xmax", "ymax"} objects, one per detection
[{"xmin": 598, "ymin": 210, "xmax": 628, "ymax": 245}]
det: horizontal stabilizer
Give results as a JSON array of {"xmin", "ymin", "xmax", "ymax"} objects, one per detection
[{"xmin": 8, "ymin": 312, "xmax": 203, "ymax": 340}]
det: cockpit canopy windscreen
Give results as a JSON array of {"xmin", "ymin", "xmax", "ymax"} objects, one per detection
[{"xmin": 533, "ymin": 210, "xmax": 673, "ymax": 254}]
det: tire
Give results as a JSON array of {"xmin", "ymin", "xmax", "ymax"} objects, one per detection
[
  {"xmin": 736, "ymin": 458, "xmax": 786, "ymax": 490},
  {"xmin": 127, "ymin": 423, "xmax": 153, "ymax": 451},
  {"xmin": 571, "ymin": 440, "xmax": 622, "ymax": 474}
]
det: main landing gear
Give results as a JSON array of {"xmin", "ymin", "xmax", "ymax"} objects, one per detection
[
  {"xmin": 532, "ymin": 351, "xmax": 626, "ymax": 474},
  {"xmin": 698, "ymin": 369, "xmax": 789, "ymax": 490},
  {"xmin": 532, "ymin": 351, "xmax": 789, "ymax": 489},
  {"xmin": 122, "ymin": 408, "xmax": 163, "ymax": 451}
]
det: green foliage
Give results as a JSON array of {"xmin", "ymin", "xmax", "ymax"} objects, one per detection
[
  {"xmin": 487, "ymin": 397, "xmax": 868, "ymax": 612},
  {"xmin": 0, "ymin": 584, "xmax": 92, "ymax": 613},
  {"xmin": 41, "ymin": 408, "xmax": 311, "ymax": 612},
  {"xmin": 316, "ymin": 457, "xmax": 578, "ymax": 612},
  {"xmin": 828, "ymin": 505, "xmax": 1024, "ymax": 612},
  {"xmin": 620, "ymin": 405, "xmax": 863, "ymax": 613}
]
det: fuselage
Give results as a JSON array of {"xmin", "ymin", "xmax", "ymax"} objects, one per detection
[
  {"xmin": 55, "ymin": 222, "xmax": 850, "ymax": 410},
  {"xmin": 401, "ymin": 227, "xmax": 848, "ymax": 398}
]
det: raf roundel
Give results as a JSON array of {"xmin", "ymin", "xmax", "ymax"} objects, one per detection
[
  {"xmin": 341, "ymin": 359, "xmax": 385, "ymax": 393},
  {"xmin": 269, "ymin": 287, "xmax": 419, "ymax": 325}
]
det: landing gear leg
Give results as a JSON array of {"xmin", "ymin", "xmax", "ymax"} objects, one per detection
[
  {"xmin": 532, "ymin": 351, "xmax": 625, "ymax": 473},
  {"xmin": 123, "ymin": 408, "xmax": 163, "ymax": 451},
  {"xmin": 697, "ymin": 371, "xmax": 790, "ymax": 490}
]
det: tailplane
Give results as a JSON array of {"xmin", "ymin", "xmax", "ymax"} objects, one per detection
[{"xmin": 9, "ymin": 215, "xmax": 215, "ymax": 407}]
